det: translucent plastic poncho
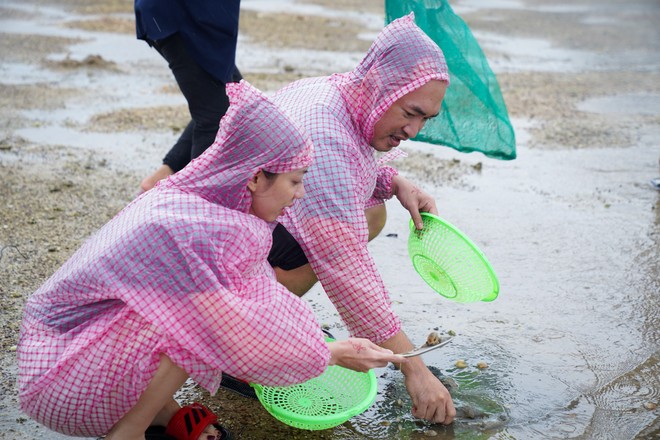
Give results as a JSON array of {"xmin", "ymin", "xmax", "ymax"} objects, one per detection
[
  {"xmin": 272, "ymin": 14, "xmax": 450, "ymax": 343},
  {"xmin": 17, "ymin": 81, "xmax": 327, "ymax": 437}
]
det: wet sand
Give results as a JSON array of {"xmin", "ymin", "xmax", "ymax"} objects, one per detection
[{"xmin": 1, "ymin": 0, "xmax": 659, "ymax": 439}]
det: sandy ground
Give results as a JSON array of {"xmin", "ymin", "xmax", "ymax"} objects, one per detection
[{"xmin": 1, "ymin": 0, "xmax": 659, "ymax": 439}]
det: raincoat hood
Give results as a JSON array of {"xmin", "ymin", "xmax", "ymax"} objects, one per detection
[
  {"xmin": 165, "ymin": 80, "xmax": 314, "ymax": 212},
  {"xmin": 329, "ymin": 13, "xmax": 450, "ymax": 144}
]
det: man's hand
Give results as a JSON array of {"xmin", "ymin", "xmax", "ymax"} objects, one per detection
[
  {"xmin": 391, "ymin": 175, "xmax": 438, "ymax": 229},
  {"xmin": 402, "ymin": 358, "xmax": 456, "ymax": 424},
  {"xmin": 380, "ymin": 330, "xmax": 456, "ymax": 424}
]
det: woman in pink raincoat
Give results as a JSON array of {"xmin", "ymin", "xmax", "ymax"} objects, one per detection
[{"xmin": 17, "ymin": 81, "xmax": 404, "ymax": 440}]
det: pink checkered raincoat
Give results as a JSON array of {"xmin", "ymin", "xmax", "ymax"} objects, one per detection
[
  {"xmin": 273, "ymin": 14, "xmax": 449, "ymax": 343},
  {"xmin": 17, "ymin": 81, "xmax": 328, "ymax": 437}
]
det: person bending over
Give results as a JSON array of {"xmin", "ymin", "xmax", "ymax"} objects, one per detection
[
  {"xmin": 17, "ymin": 81, "xmax": 404, "ymax": 440},
  {"xmin": 268, "ymin": 13, "xmax": 456, "ymax": 425}
]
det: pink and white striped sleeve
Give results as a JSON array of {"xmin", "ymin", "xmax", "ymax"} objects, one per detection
[{"xmin": 284, "ymin": 121, "xmax": 402, "ymax": 343}]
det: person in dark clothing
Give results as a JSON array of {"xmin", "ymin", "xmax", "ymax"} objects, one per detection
[{"xmin": 135, "ymin": 0, "xmax": 243, "ymax": 193}]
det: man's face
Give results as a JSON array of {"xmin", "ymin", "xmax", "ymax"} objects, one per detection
[{"xmin": 370, "ymin": 80, "xmax": 447, "ymax": 152}]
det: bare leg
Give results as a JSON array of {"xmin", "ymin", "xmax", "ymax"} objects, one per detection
[
  {"xmin": 139, "ymin": 164, "xmax": 175, "ymax": 194},
  {"xmin": 105, "ymin": 354, "xmax": 188, "ymax": 440},
  {"xmin": 274, "ymin": 264, "xmax": 317, "ymax": 297},
  {"xmin": 276, "ymin": 204, "xmax": 387, "ymax": 296},
  {"xmin": 365, "ymin": 204, "xmax": 387, "ymax": 241}
]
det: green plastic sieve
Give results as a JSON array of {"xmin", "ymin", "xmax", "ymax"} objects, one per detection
[
  {"xmin": 408, "ymin": 213, "xmax": 499, "ymax": 303},
  {"xmin": 250, "ymin": 338, "xmax": 377, "ymax": 430}
]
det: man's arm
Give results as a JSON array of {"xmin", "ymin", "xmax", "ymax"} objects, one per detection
[
  {"xmin": 384, "ymin": 174, "xmax": 456, "ymax": 423},
  {"xmin": 379, "ymin": 330, "xmax": 456, "ymax": 425}
]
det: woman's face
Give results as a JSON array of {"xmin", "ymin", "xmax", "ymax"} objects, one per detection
[{"xmin": 248, "ymin": 169, "xmax": 307, "ymax": 222}]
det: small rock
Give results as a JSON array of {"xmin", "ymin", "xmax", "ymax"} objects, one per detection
[
  {"xmin": 455, "ymin": 359, "xmax": 467, "ymax": 368},
  {"xmin": 439, "ymin": 376, "xmax": 459, "ymax": 391},
  {"xmin": 448, "ymin": 329, "xmax": 457, "ymax": 336},
  {"xmin": 476, "ymin": 361, "xmax": 489, "ymax": 369},
  {"xmin": 424, "ymin": 429, "xmax": 438, "ymax": 436},
  {"xmin": 644, "ymin": 402, "xmax": 657, "ymax": 410},
  {"xmin": 460, "ymin": 405, "xmax": 476, "ymax": 419}
]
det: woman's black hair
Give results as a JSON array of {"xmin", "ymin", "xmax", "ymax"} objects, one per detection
[{"xmin": 262, "ymin": 170, "xmax": 277, "ymax": 180}]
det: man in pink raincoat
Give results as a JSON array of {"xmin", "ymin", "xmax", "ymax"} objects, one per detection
[
  {"xmin": 268, "ymin": 14, "xmax": 456, "ymax": 424},
  {"xmin": 17, "ymin": 81, "xmax": 404, "ymax": 440}
]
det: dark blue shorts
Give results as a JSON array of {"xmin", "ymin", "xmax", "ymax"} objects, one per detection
[{"xmin": 268, "ymin": 223, "xmax": 309, "ymax": 270}]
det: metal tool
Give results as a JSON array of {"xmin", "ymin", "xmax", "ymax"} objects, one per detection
[{"xmin": 401, "ymin": 336, "xmax": 454, "ymax": 358}]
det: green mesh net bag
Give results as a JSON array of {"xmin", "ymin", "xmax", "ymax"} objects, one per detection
[{"xmin": 385, "ymin": 0, "xmax": 516, "ymax": 160}]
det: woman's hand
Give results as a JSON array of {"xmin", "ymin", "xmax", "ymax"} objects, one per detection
[
  {"xmin": 391, "ymin": 175, "xmax": 438, "ymax": 229},
  {"xmin": 327, "ymin": 338, "xmax": 407, "ymax": 372}
]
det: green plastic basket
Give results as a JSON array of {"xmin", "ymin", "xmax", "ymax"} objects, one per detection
[
  {"xmin": 250, "ymin": 340, "xmax": 377, "ymax": 430},
  {"xmin": 408, "ymin": 213, "xmax": 499, "ymax": 303}
]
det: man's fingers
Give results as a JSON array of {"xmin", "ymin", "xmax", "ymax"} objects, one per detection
[
  {"xmin": 410, "ymin": 209, "xmax": 423, "ymax": 229},
  {"xmin": 443, "ymin": 402, "xmax": 456, "ymax": 425},
  {"xmin": 419, "ymin": 197, "xmax": 438, "ymax": 216},
  {"xmin": 432, "ymin": 408, "xmax": 447, "ymax": 424},
  {"xmin": 412, "ymin": 403, "xmax": 435, "ymax": 423},
  {"xmin": 426, "ymin": 202, "xmax": 439, "ymax": 216},
  {"xmin": 412, "ymin": 401, "xmax": 454, "ymax": 425},
  {"xmin": 433, "ymin": 403, "xmax": 454, "ymax": 425},
  {"xmin": 411, "ymin": 403, "xmax": 423, "ymax": 419}
]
